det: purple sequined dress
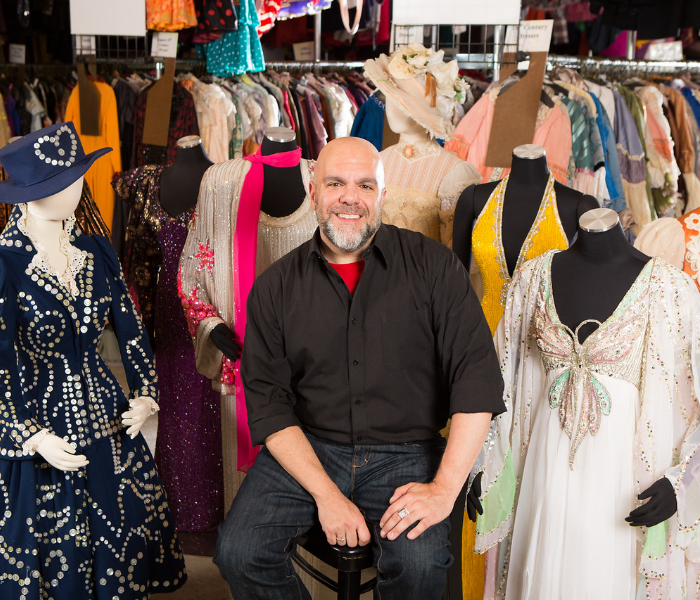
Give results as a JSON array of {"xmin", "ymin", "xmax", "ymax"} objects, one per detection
[{"xmin": 112, "ymin": 165, "xmax": 224, "ymax": 532}]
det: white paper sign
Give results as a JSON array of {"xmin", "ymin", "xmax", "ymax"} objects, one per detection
[
  {"xmin": 75, "ymin": 35, "xmax": 96, "ymax": 56},
  {"xmin": 394, "ymin": 25, "xmax": 424, "ymax": 47},
  {"xmin": 70, "ymin": 0, "xmax": 146, "ymax": 36},
  {"xmin": 8, "ymin": 44, "xmax": 26, "ymax": 65},
  {"xmin": 151, "ymin": 32, "xmax": 179, "ymax": 58},
  {"xmin": 393, "ymin": 0, "xmax": 520, "ymax": 26},
  {"xmin": 516, "ymin": 20, "xmax": 554, "ymax": 53}
]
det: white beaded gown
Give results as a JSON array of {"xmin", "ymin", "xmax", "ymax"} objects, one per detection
[{"xmin": 475, "ymin": 250, "xmax": 700, "ymax": 600}]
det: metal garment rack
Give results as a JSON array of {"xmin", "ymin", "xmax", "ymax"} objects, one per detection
[
  {"xmin": 265, "ymin": 60, "xmax": 364, "ymax": 71},
  {"xmin": 547, "ymin": 54, "xmax": 700, "ymax": 76}
]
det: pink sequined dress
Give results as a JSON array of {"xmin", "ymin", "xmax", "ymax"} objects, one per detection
[{"xmin": 113, "ymin": 165, "xmax": 224, "ymax": 532}]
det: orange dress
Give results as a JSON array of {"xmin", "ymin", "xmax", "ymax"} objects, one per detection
[
  {"xmin": 147, "ymin": 0, "xmax": 198, "ymax": 31},
  {"xmin": 65, "ymin": 82, "xmax": 122, "ymax": 231}
]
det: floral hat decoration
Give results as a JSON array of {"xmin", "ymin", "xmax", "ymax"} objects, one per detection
[{"xmin": 364, "ymin": 44, "xmax": 468, "ymax": 140}]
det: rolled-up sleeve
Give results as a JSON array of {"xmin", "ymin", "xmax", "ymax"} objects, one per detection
[
  {"xmin": 241, "ymin": 274, "xmax": 301, "ymax": 445},
  {"xmin": 431, "ymin": 249, "xmax": 505, "ymax": 417}
]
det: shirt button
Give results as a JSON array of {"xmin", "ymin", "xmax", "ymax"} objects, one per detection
[
  {"xmin": 352, "ymin": 359, "xmax": 359, "ymax": 365},
  {"xmin": 351, "ymin": 318, "xmax": 357, "ymax": 324},
  {"xmin": 356, "ymin": 436, "xmax": 363, "ymax": 442},
  {"xmin": 337, "ymin": 278, "xmax": 343, "ymax": 284},
  {"xmin": 354, "ymin": 398, "xmax": 361, "ymax": 405}
]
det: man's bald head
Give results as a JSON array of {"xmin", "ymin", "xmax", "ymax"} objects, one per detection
[
  {"xmin": 315, "ymin": 137, "xmax": 385, "ymax": 191},
  {"xmin": 309, "ymin": 137, "xmax": 387, "ymax": 260}
]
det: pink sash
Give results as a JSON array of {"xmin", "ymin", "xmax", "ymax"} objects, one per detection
[{"xmin": 234, "ymin": 147, "xmax": 303, "ymax": 472}]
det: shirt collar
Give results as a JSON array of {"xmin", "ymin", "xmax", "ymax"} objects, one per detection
[{"xmin": 306, "ymin": 224, "xmax": 390, "ymax": 267}]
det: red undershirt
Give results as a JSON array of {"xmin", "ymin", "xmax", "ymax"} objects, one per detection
[{"xmin": 329, "ymin": 260, "xmax": 365, "ymax": 295}]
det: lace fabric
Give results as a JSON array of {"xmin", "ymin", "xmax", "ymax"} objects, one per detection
[{"xmin": 17, "ymin": 204, "xmax": 86, "ymax": 299}]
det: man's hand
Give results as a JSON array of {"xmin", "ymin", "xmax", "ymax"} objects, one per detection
[
  {"xmin": 317, "ymin": 491, "xmax": 371, "ymax": 547},
  {"xmin": 379, "ymin": 480, "xmax": 455, "ymax": 541}
]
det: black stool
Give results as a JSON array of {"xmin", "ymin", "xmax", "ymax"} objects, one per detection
[{"xmin": 291, "ymin": 524, "xmax": 376, "ymax": 600}]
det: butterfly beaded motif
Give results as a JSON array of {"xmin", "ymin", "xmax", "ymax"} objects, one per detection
[{"xmin": 533, "ymin": 255, "xmax": 653, "ymax": 469}]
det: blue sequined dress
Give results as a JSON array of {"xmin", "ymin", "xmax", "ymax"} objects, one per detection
[{"xmin": 0, "ymin": 205, "xmax": 186, "ymax": 598}]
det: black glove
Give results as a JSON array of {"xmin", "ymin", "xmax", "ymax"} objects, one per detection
[
  {"xmin": 625, "ymin": 477, "xmax": 677, "ymax": 527},
  {"xmin": 210, "ymin": 323, "xmax": 242, "ymax": 361},
  {"xmin": 466, "ymin": 471, "xmax": 484, "ymax": 523}
]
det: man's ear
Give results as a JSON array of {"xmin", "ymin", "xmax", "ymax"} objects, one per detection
[{"xmin": 309, "ymin": 181, "xmax": 317, "ymax": 210}]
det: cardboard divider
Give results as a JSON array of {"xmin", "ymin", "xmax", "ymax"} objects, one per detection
[
  {"xmin": 142, "ymin": 57, "xmax": 176, "ymax": 147},
  {"xmin": 76, "ymin": 61, "xmax": 101, "ymax": 136},
  {"xmin": 484, "ymin": 51, "xmax": 548, "ymax": 169}
]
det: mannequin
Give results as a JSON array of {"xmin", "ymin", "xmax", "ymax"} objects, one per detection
[
  {"xmin": 453, "ymin": 145, "xmax": 599, "ymax": 275},
  {"xmin": 378, "ymin": 98, "xmax": 480, "ymax": 243},
  {"xmin": 0, "ymin": 122, "xmax": 185, "ymax": 597},
  {"xmin": 210, "ymin": 127, "xmax": 307, "ymax": 360},
  {"xmin": 179, "ymin": 124, "xmax": 319, "ymax": 598},
  {"xmin": 260, "ymin": 127, "xmax": 307, "ymax": 217},
  {"xmin": 112, "ymin": 137, "xmax": 226, "ymax": 532},
  {"xmin": 25, "ymin": 179, "xmax": 155, "ymax": 464},
  {"xmin": 160, "ymin": 135, "xmax": 214, "ymax": 217},
  {"xmin": 466, "ymin": 206, "xmax": 699, "ymax": 599}
]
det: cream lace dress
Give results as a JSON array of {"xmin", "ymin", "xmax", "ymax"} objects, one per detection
[{"xmin": 380, "ymin": 138, "xmax": 480, "ymax": 246}]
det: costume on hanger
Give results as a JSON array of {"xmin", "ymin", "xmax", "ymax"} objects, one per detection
[
  {"xmin": 113, "ymin": 165, "xmax": 224, "ymax": 532},
  {"xmin": 445, "ymin": 89, "xmax": 573, "ymax": 185},
  {"xmin": 0, "ymin": 204, "xmax": 187, "ymax": 597},
  {"xmin": 472, "ymin": 174, "xmax": 569, "ymax": 334},
  {"xmin": 199, "ymin": 0, "xmax": 265, "ymax": 77},
  {"xmin": 475, "ymin": 250, "xmax": 700, "ymax": 600},
  {"xmin": 147, "ymin": 0, "xmax": 198, "ymax": 30},
  {"xmin": 65, "ymin": 82, "xmax": 122, "ymax": 230},
  {"xmin": 133, "ymin": 82, "xmax": 200, "ymax": 168}
]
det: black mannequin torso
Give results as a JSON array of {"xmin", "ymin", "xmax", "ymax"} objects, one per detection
[
  {"xmin": 452, "ymin": 153, "xmax": 599, "ymax": 275},
  {"xmin": 260, "ymin": 137, "xmax": 306, "ymax": 218},
  {"xmin": 550, "ymin": 222, "xmax": 650, "ymax": 343},
  {"xmin": 160, "ymin": 141, "xmax": 213, "ymax": 218}
]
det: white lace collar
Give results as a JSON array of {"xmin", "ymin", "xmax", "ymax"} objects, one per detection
[{"xmin": 17, "ymin": 203, "xmax": 86, "ymax": 299}]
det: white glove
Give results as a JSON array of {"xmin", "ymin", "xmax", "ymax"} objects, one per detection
[
  {"xmin": 36, "ymin": 433, "xmax": 89, "ymax": 472},
  {"xmin": 121, "ymin": 397, "xmax": 159, "ymax": 439}
]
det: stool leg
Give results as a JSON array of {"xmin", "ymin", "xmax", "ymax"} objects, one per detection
[{"xmin": 337, "ymin": 570, "xmax": 362, "ymax": 600}]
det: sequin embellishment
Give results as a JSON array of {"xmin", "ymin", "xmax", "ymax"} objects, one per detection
[{"xmin": 535, "ymin": 252, "xmax": 654, "ymax": 468}]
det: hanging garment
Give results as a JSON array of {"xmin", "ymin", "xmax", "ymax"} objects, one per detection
[
  {"xmin": 446, "ymin": 90, "xmax": 573, "ymax": 185},
  {"xmin": 613, "ymin": 89, "xmax": 650, "ymax": 234},
  {"xmin": 350, "ymin": 92, "xmax": 385, "ymax": 151},
  {"xmin": 0, "ymin": 204, "xmax": 187, "ymax": 597},
  {"xmin": 147, "ymin": 0, "xmax": 198, "ymax": 30},
  {"xmin": 199, "ymin": 0, "xmax": 264, "ymax": 77},
  {"xmin": 379, "ymin": 139, "xmax": 480, "ymax": 244},
  {"xmin": 65, "ymin": 81, "xmax": 122, "ymax": 230},
  {"xmin": 471, "ymin": 173, "xmax": 569, "ymax": 334},
  {"xmin": 475, "ymin": 250, "xmax": 700, "ymax": 600},
  {"xmin": 196, "ymin": 0, "xmax": 238, "ymax": 31},
  {"xmin": 133, "ymin": 82, "xmax": 200, "ymax": 168},
  {"xmin": 112, "ymin": 165, "xmax": 224, "ymax": 532}
]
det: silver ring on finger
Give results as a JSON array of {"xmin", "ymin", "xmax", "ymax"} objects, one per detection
[
  {"xmin": 336, "ymin": 537, "xmax": 346, "ymax": 543},
  {"xmin": 397, "ymin": 507, "xmax": 409, "ymax": 520}
]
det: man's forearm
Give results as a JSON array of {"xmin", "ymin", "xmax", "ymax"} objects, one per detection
[
  {"xmin": 432, "ymin": 412, "xmax": 492, "ymax": 501},
  {"xmin": 265, "ymin": 425, "xmax": 342, "ymax": 502}
]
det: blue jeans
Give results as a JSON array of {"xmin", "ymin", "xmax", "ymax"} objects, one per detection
[{"xmin": 214, "ymin": 433, "xmax": 452, "ymax": 599}]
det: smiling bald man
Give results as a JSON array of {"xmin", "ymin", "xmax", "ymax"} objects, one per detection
[{"xmin": 213, "ymin": 137, "xmax": 505, "ymax": 599}]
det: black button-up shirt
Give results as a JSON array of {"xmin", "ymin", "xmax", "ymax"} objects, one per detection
[{"xmin": 241, "ymin": 224, "xmax": 505, "ymax": 446}]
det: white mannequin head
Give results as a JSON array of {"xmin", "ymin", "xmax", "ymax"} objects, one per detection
[
  {"xmin": 26, "ymin": 176, "xmax": 84, "ymax": 222},
  {"xmin": 385, "ymin": 99, "xmax": 430, "ymax": 144}
]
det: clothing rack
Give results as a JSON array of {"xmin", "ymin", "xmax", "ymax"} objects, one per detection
[
  {"xmin": 547, "ymin": 54, "xmax": 700, "ymax": 77},
  {"xmin": 265, "ymin": 61, "xmax": 364, "ymax": 72}
]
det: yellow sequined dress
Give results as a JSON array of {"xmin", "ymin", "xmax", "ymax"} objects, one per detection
[
  {"xmin": 473, "ymin": 173, "xmax": 569, "ymax": 334},
  {"xmin": 462, "ymin": 172, "xmax": 568, "ymax": 600}
]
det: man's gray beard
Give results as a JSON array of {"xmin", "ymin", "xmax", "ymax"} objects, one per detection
[{"xmin": 318, "ymin": 210, "xmax": 381, "ymax": 253}]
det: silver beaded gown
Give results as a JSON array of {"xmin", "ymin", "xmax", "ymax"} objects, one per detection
[{"xmin": 0, "ymin": 204, "xmax": 186, "ymax": 599}]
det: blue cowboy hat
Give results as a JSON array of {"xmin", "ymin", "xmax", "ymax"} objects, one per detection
[{"xmin": 0, "ymin": 121, "xmax": 112, "ymax": 204}]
